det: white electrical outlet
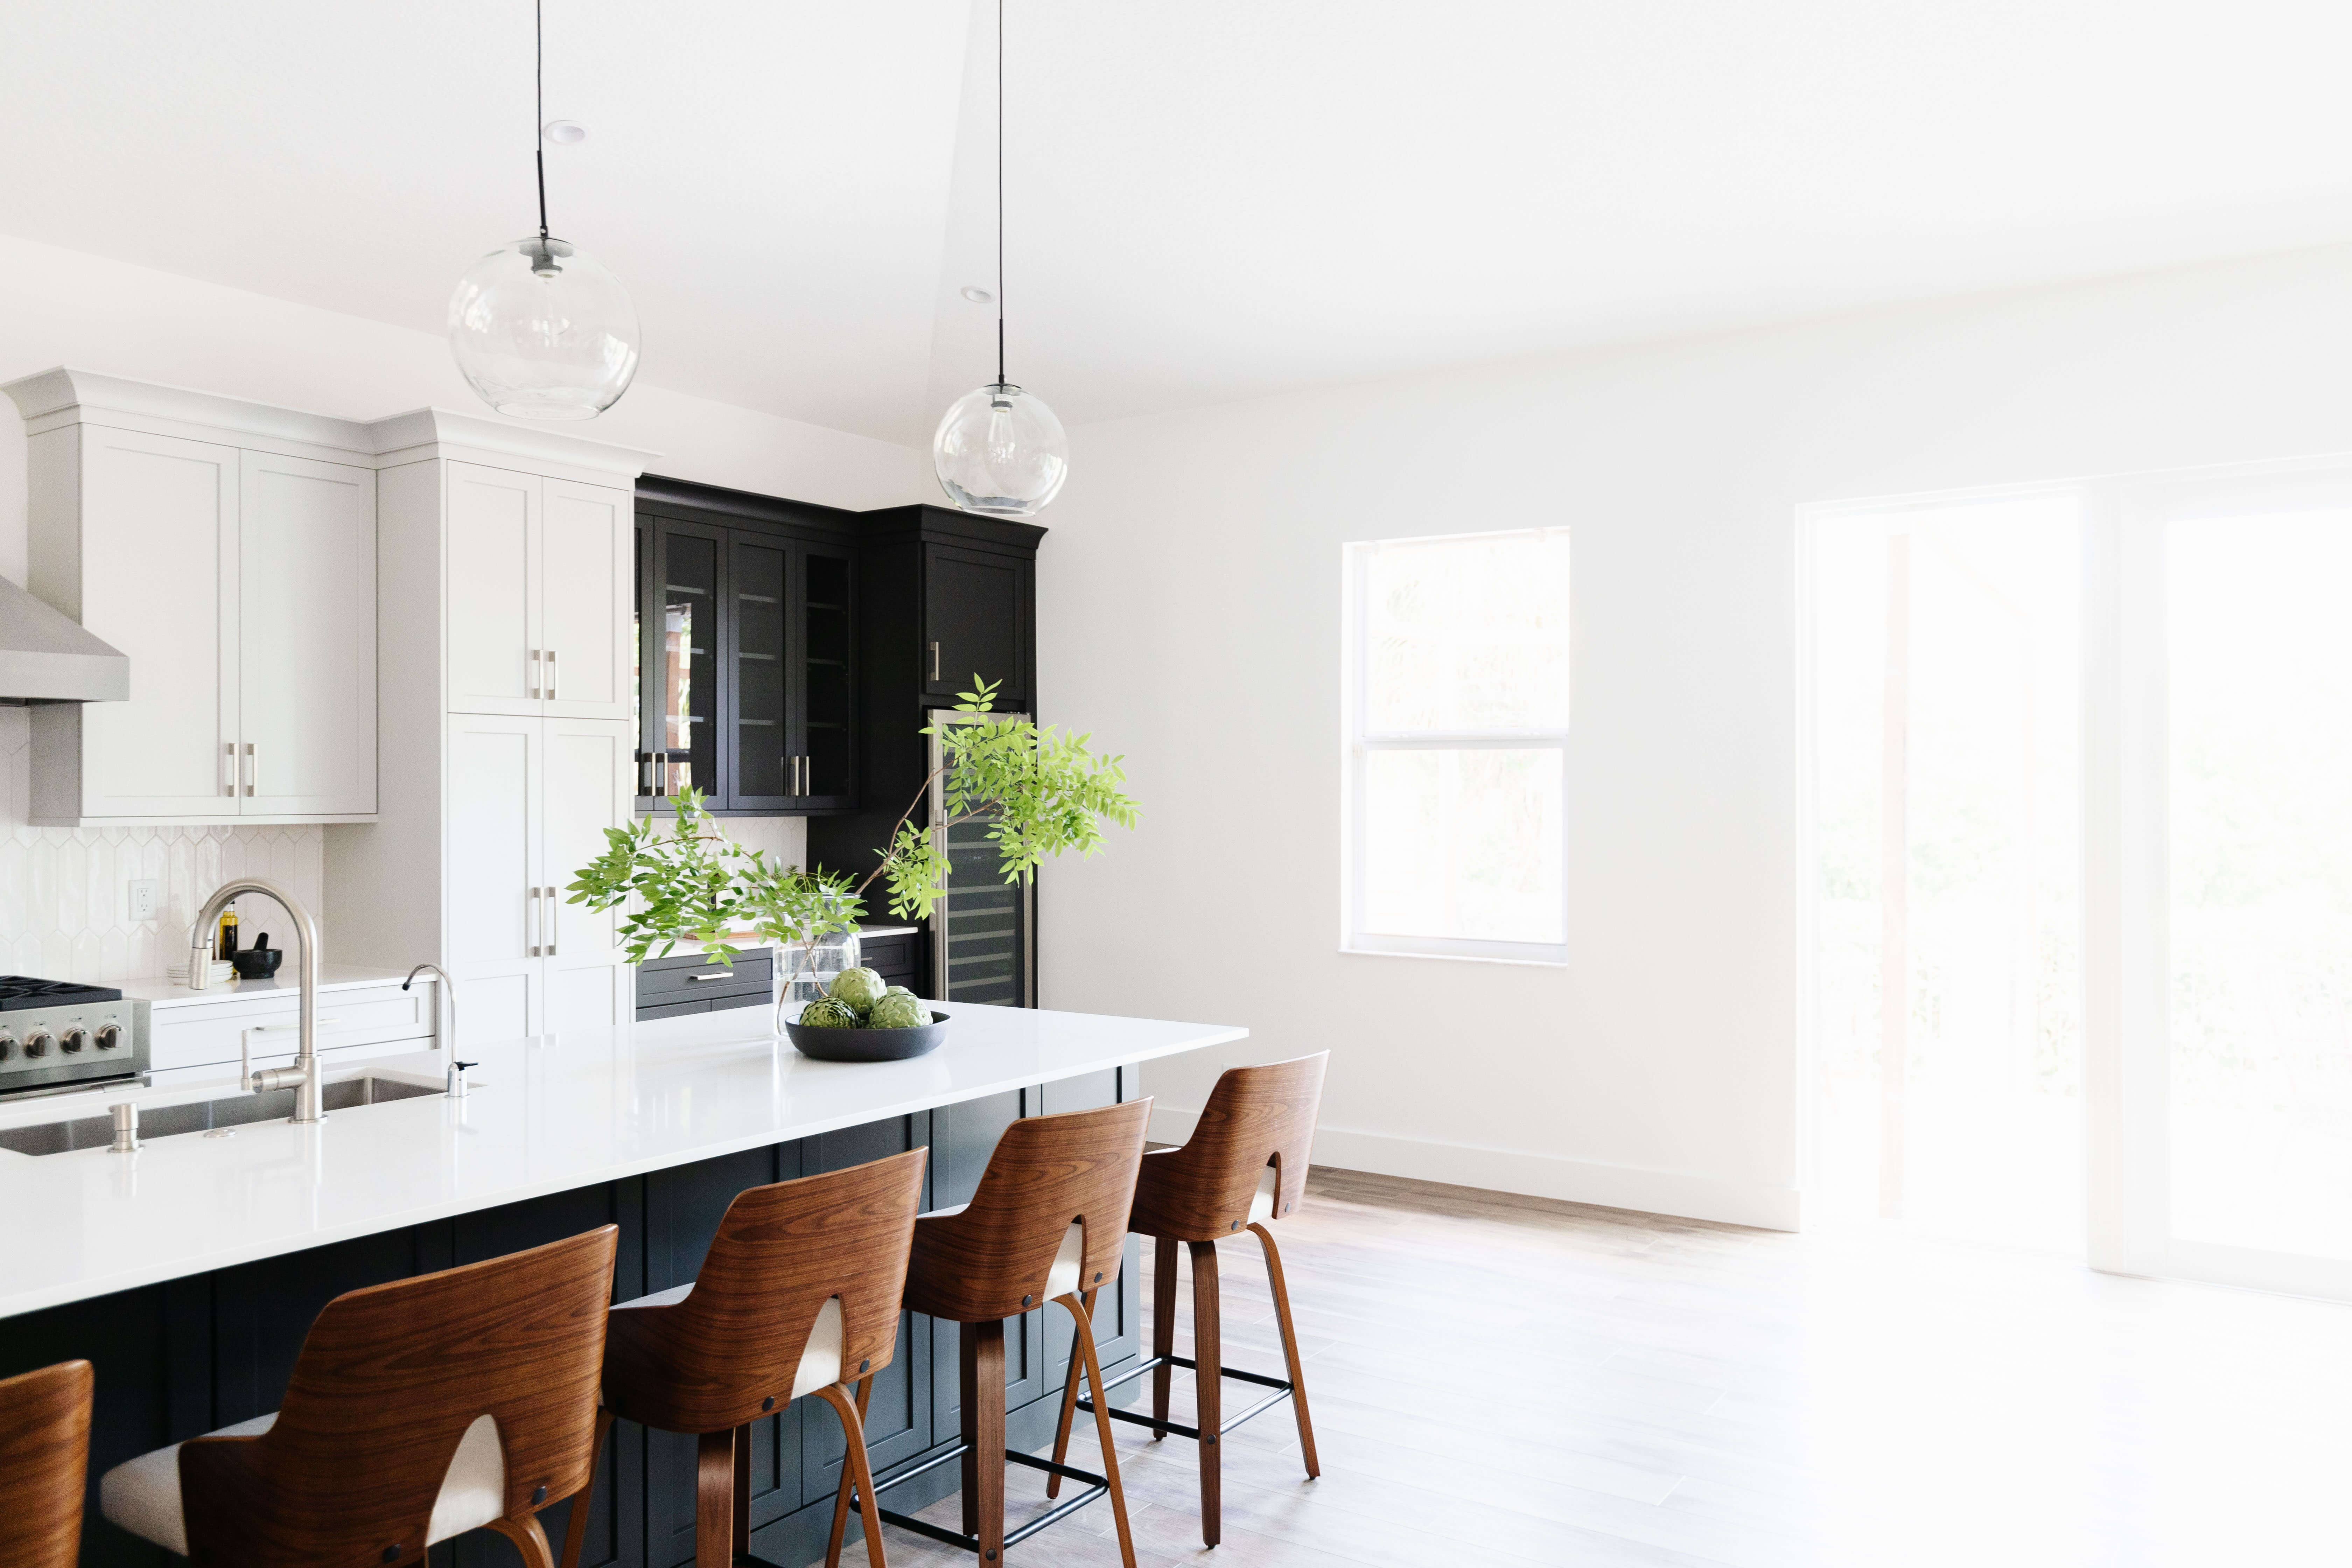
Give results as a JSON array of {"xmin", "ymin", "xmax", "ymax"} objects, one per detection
[{"xmin": 129, "ymin": 879, "xmax": 160, "ymax": 922}]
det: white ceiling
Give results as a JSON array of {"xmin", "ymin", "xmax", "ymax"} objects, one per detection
[{"xmin": 7, "ymin": 1, "xmax": 2352, "ymax": 446}]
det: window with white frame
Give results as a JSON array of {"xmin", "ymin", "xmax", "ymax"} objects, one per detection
[{"xmin": 1343, "ymin": 527, "xmax": 1571, "ymax": 962}]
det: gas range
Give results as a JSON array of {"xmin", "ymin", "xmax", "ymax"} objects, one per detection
[{"xmin": 0, "ymin": 978, "xmax": 150, "ymax": 1099}]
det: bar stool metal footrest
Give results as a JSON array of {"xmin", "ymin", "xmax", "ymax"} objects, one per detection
[
  {"xmin": 868, "ymin": 1440, "xmax": 1111, "ymax": 1554},
  {"xmin": 1079, "ymin": 1352, "xmax": 1298, "ymax": 1443}
]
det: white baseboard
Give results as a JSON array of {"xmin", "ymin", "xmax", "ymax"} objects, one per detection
[{"xmin": 1146, "ymin": 1106, "xmax": 1801, "ymax": 1232}]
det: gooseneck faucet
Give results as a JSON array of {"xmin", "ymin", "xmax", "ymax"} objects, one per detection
[{"xmin": 189, "ymin": 877, "xmax": 326, "ymax": 1124}]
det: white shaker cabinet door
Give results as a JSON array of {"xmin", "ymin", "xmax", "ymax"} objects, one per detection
[
  {"xmin": 541, "ymin": 480, "xmax": 635, "ymax": 721},
  {"xmin": 443, "ymin": 713, "xmax": 544, "ymax": 1041},
  {"xmin": 543, "ymin": 717, "xmax": 633, "ymax": 983},
  {"xmin": 73, "ymin": 428, "xmax": 240, "ymax": 816},
  {"xmin": 238, "ymin": 451, "xmax": 377, "ymax": 816},
  {"xmin": 444, "ymin": 463, "xmax": 543, "ymax": 716}
]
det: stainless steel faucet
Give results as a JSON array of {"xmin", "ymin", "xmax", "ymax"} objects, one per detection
[
  {"xmin": 189, "ymin": 878, "xmax": 326, "ymax": 1124},
  {"xmin": 402, "ymin": 963, "xmax": 460, "ymax": 1052}
]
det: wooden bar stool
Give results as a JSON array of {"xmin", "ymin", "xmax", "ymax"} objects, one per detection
[
  {"xmin": 0, "ymin": 1358, "xmax": 94, "ymax": 1568},
  {"xmin": 845, "ymin": 1097, "xmax": 1153, "ymax": 1568},
  {"xmin": 574, "ymin": 1148, "xmax": 928, "ymax": 1568},
  {"xmin": 1046, "ymin": 1053, "xmax": 1328, "ymax": 1547},
  {"xmin": 100, "ymin": 1226, "xmax": 618, "ymax": 1568}
]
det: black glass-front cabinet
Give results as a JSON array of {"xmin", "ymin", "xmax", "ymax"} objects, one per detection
[{"xmin": 636, "ymin": 485, "xmax": 859, "ymax": 816}]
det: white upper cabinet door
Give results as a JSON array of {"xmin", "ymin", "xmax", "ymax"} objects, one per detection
[
  {"xmin": 444, "ymin": 463, "xmax": 543, "ymax": 716},
  {"xmin": 76, "ymin": 428, "xmax": 239, "ymax": 816},
  {"xmin": 541, "ymin": 480, "xmax": 635, "ymax": 721},
  {"xmin": 238, "ymin": 451, "xmax": 377, "ymax": 817},
  {"xmin": 543, "ymin": 718, "xmax": 632, "ymax": 971},
  {"xmin": 444, "ymin": 713, "xmax": 545, "ymax": 1010}
]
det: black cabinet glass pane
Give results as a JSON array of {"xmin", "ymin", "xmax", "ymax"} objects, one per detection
[
  {"xmin": 661, "ymin": 532, "xmax": 718, "ymax": 797},
  {"xmin": 734, "ymin": 542, "xmax": 788, "ymax": 802}
]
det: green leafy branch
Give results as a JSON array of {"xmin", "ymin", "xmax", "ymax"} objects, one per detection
[{"xmin": 565, "ymin": 676, "xmax": 1139, "ymax": 1015}]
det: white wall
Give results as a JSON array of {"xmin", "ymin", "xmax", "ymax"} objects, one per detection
[
  {"xmin": 1037, "ymin": 242, "xmax": 2352, "ymax": 1230},
  {"xmin": 0, "ymin": 232, "xmax": 931, "ymax": 965}
]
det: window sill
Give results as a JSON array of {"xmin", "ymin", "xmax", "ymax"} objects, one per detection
[{"xmin": 1338, "ymin": 945, "xmax": 1568, "ymax": 969}]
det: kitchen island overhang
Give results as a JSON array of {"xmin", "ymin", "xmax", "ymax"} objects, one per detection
[{"xmin": 0, "ymin": 1000, "xmax": 1245, "ymax": 1319}]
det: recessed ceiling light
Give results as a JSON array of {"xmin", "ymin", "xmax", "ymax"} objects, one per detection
[
  {"xmin": 960, "ymin": 286, "xmax": 994, "ymax": 304},
  {"xmin": 544, "ymin": 120, "xmax": 587, "ymax": 145}
]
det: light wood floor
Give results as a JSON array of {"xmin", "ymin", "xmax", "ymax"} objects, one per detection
[{"xmin": 824, "ymin": 1167, "xmax": 2352, "ymax": 1568}]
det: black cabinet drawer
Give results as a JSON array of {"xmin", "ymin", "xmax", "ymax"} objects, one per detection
[
  {"xmin": 858, "ymin": 930, "xmax": 918, "ymax": 982},
  {"xmin": 638, "ymin": 997, "xmax": 711, "ymax": 1021},
  {"xmin": 638, "ymin": 948, "xmax": 772, "ymax": 1003}
]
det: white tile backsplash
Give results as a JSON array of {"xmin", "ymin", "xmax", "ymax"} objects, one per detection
[{"xmin": 0, "ymin": 709, "xmax": 322, "ymax": 980}]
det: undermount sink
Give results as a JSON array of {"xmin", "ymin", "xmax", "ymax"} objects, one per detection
[{"xmin": 0, "ymin": 1076, "xmax": 444, "ymax": 1156}]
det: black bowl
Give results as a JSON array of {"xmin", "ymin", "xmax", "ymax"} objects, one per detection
[
  {"xmin": 784, "ymin": 1010, "xmax": 949, "ymax": 1063},
  {"xmin": 231, "ymin": 947, "xmax": 282, "ymax": 979}
]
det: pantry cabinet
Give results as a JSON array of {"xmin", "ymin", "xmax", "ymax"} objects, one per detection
[
  {"xmin": 5, "ymin": 388, "xmax": 378, "ymax": 827},
  {"xmin": 325, "ymin": 412, "xmax": 655, "ymax": 1047}
]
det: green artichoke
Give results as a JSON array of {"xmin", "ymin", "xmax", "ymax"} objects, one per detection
[
  {"xmin": 828, "ymin": 967, "xmax": 889, "ymax": 1012},
  {"xmin": 797, "ymin": 998, "xmax": 861, "ymax": 1029},
  {"xmin": 868, "ymin": 991, "xmax": 928, "ymax": 1030}
]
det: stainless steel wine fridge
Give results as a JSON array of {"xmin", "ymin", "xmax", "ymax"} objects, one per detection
[{"xmin": 927, "ymin": 709, "xmax": 1036, "ymax": 1007}]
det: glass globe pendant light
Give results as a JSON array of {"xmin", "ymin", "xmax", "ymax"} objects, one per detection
[
  {"xmin": 933, "ymin": 0, "xmax": 1068, "ymax": 517},
  {"xmin": 448, "ymin": 0, "xmax": 640, "ymax": 420}
]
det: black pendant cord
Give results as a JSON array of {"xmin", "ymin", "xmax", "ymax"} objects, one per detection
[
  {"xmin": 995, "ymin": 0, "xmax": 1006, "ymax": 388},
  {"xmin": 534, "ymin": 0, "xmax": 551, "ymax": 241}
]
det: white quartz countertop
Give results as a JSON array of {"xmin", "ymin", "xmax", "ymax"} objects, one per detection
[
  {"xmin": 104, "ymin": 964, "xmax": 434, "ymax": 1010},
  {"xmin": 0, "ymin": 1001, "xmax": 1240, "ymax": 1318}
]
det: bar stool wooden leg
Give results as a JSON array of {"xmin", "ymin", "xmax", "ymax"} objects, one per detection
[
  {"xmin": 695, "ymin": 1427, "xmax": 738, "ymax": 1568},
  {"xmin": 1189, "ymin": 1238, "xmax": 1222, "ymax": 1547},
  {"xmin": 958, "ymin": 1318, "xmax": 1007, "ymax": 1562},
  {"xmin": 1043, "ymin": 1287, "xmax": 1098, "ymax": 1499},
  {"xmin": 558, "ymin": 1406, "xmax": 614, "ymax": 1568},
  {"xmin": 815, "ymin": 1381, "xmax": 890, "ymax": 1568},
  {"xmin": 1150, "ymin": 1234, "xmax": 1178, "ymax": 1437},
  {"xmin": 825, "ymin": 1375, "xmax": 879, "ymax": 1568},
  {"xmin": 1249, "ymin": 1221, "xmax": 1321, "ymax": 1479},
  {"xmin": 1061, "ymin": 1293, "xmax": 1140, "ymax": 1568},
  {"xmin": 488, "ymin": 1513, "xmax": 559, "ymax": 1568}
]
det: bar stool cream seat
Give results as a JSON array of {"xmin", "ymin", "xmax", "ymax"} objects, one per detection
[
  {"xmin": 99, "ymin": 1226, "xmax": 618, "ymax": 1568},
  {"xmin": 103, "ymin": 1411, "xmax": 507, "ymax": 1556}
]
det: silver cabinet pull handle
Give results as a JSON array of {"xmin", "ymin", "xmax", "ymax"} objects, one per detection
[
  {"xmin": 528, "ymin": 649, "xmax": 541, "ymax": 701},
  {"xmin": 929, "ymin": 640, "xmax": 940, "ymax": 682},
  {"xmin": 544, "ymin": 886, "xmax": 559, "ymax": 956},
  {"xmin": 527, "ymin": 886, "xmax": 541, "ymax": 957},
  {"xmin": 686, "ymin": 971, "xmax": 734, "ymax": 982},
  {"xmin": 244, "ymin": 742, "xmax": 257, "ymax": 798},
  {"xmin": 547, "ymin": 649, "xmax": 557, "ymax": 701},
  {"xmin": 224, "ymin": 742, "xmax": 237, "ymax": 797}
]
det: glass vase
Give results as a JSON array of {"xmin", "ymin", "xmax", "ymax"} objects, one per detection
[{"xmin": 780, "ymin": 931, "xmax": 861, "ymax": 1019}]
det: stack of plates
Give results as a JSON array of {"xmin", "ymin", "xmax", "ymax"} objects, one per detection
[{"xmin": 167, "ymin": 960, "xmax": 235, "ymax": 986}]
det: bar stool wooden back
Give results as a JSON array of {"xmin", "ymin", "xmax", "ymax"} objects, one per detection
[
  {"xmin": 845, "ymin": 1096, "xmax": 1153, "ymax": 1568},
  {"xmin": 575, "ymin": 1147, "xmax": 928, "ymax": 1568},
  {"xmin": 0, "ymin": 1358, "xmax": 94, "ymax": 1568},
  {"xmin": 100, "ymin": 1225, "xmax": 619, "ymax": 1568},
  {"xmin": 1046, "ymin": 1052, "xmax": 1329, "ymax": 1547}
]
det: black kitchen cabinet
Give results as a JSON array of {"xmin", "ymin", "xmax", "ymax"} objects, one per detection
[
  {"xmin": 635, "ymin": 478, "xmax": 861, "ymax": 817},
  {"xmin": 808, "ymin": 507, "xmax": 1042, "ymax": 991}
]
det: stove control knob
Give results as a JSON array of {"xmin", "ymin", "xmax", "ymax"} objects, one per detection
[
  {"xmin": 95, "ymin": 1023, "xmax": 123, "ymax": 1051},
  {"xmin": 0, "ymin": 1031, "xmax": 14, "ymax": 1061},
  {"xmin": 22, "ymin": 1029, "xmax": 51, "ymax": 1058},
  {"xmin": 59, "ymin": 1027, "xmax": 88, "ymax": 1054}
]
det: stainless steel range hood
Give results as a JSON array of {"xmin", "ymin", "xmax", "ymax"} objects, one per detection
[{"xmin": 0, "ymin": 575, "xmax": 128, "ymax": 705}]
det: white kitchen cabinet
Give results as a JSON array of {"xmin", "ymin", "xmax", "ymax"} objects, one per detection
[
  {"xmin": 239, "ymin": 450, "xmax": 377, "ymax": 816},
  {"xmin": 13, "ymin": 397, "xmax": 376, "ymax": 826},
  {"xmin": 444, "ymin": 462, "xmax": 632, "ymax": 723},
  {"xmin": 441, "ymin": 712, "xmax": 632, "ymax": 1042}
]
